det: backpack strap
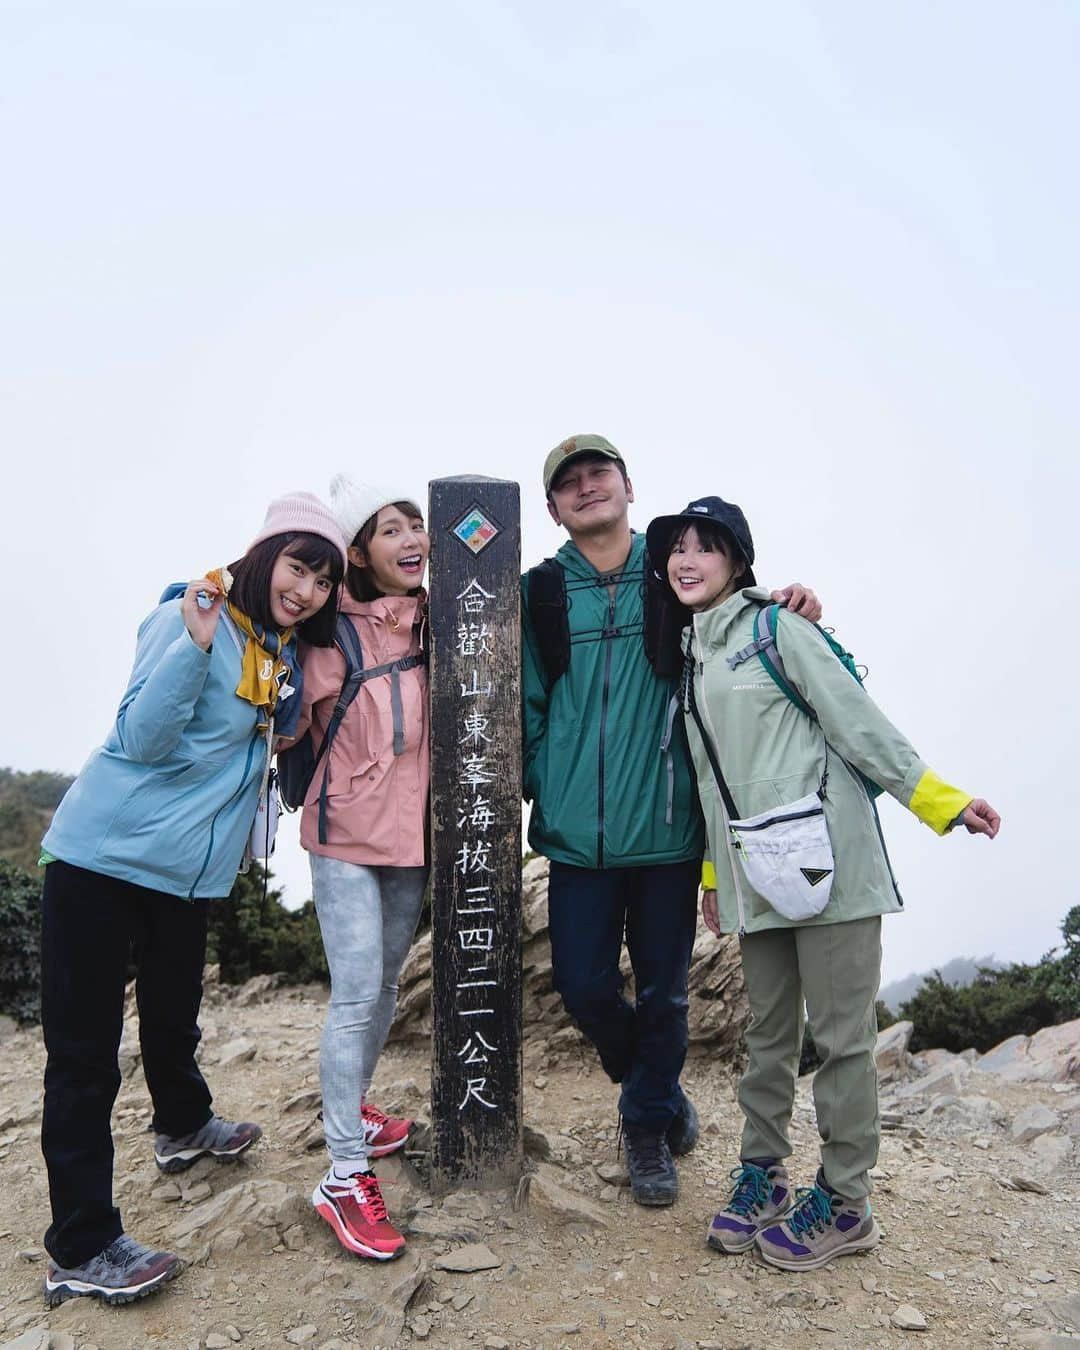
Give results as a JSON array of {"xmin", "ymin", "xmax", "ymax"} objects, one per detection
[{"xmin": 525, "ymin": 558, "xmax": 570, "ymax": 690}]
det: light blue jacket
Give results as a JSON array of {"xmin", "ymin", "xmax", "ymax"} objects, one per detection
[{"xmin": 43, "ymin": 599, "xmax": 267, "ymax": 899}]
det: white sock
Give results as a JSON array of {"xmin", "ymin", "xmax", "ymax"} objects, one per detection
[{"xmin": 331, "ymin": 1160, "xmax": 370, "ymax": 1182}]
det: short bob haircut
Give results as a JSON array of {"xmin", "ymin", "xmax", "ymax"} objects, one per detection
[
  {"xmin": 668, "ymin": 518, "xmax": 750, "ymax": 585},
  {"xmin": 228, "ymin": 531, "xmax": 344, "ymax": 646},
  {"xmin": 346, "ymin": 500, "xmax": 425, "ymax": 603}
]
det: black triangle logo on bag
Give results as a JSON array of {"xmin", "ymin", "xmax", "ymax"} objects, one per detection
[{"xmin": 800, "ymin": 867, "xmax": 832, "ymax": 887}]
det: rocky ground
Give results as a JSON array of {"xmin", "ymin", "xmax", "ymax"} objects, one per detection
[{"xmin": 1, "ymin": 968, "xmax": 1079, "ymax": 1350}]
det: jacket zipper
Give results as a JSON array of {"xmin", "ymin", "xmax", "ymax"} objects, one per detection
[
  {"xmin": 596, "ymin": 585, "xmax": 618, "ymax": 868},
  {"xmin": 188, "ymin": 732, "xmax": 262, "ymax": 898},
  {"xmin": 734, "ymin": 804, "xmax": 825, "ymax": 832},
  {"xmin": 692, "ymin": 616, "xmax": 749, "ymax": 937}
]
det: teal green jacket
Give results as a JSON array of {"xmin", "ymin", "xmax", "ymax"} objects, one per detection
[{"xmin": 521, "ymin": 534, "xmax": 704, "ymax": 869}]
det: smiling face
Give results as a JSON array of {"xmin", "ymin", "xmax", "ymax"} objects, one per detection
[
  {"xmin": 350, "ymin": 503, "xmax": 429, "ymax": 597},
  {"xmin": 546, "ymin": 454, "xmax": 633, "ymax": 538},
  {"xmin": 268, "ymin": 551, "xmax": 336, "ymax": 628},
  {"xmin": 667, "ymin": 522, "xmax": 745, "ymax": 612}
]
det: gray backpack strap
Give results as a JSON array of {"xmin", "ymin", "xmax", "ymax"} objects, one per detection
[
  {"xmin": 726, "ymin": 612, "xmax": 778, "ymax": 671},
  {"xmin": 658, "ymin": 693, "xmax": 681, "ymax": 825}
]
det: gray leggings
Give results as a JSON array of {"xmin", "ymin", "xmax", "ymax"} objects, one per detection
[{"xmin": 310, "ymin": 854, "xmax": 427, "ymax": 1163}]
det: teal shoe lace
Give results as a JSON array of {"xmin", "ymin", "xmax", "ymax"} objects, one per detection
[
  {"xmin": 726, "ymin": 1164, "xmax": 769, "ymax": 1218},
  {"xmin": 787, "ymin": 1184, "xmax": 834, "ymax": 1237}
]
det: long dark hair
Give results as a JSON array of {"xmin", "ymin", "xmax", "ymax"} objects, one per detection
[
  {"xmin": 346, "ymin": 500, "xmax": 424, "ymax": 603},
  {"xmin": 229, "ymin": 532, "xmax": 344, "ymax": 646}
]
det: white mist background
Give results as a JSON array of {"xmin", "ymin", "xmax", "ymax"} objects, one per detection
[{"xmin": 3, "ymin": 2, "xmax": 1076, "ymax": 983}]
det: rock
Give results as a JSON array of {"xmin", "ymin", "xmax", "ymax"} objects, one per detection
[
  {"xmin": 483, "ymin": 1340, "xmax": 510, "ymax": 1350},
  {"xmin": 216, "ymin": 1038, "xmax": 257, "ymax": 1067},
  {"xmin": 16, "ymin": 1248, "xmax": 42, "ymax": 1262},
  {"xmin": 0, "ymin": 1331, "xmax": 51, "ymax": 1350},
  {"xmin": 596, "ymin": 1160, "xmax": 630, "ymax": 1186},
  {"xmin": 152, "ymin": 1181, "xmax": 183, "ymax": 1202},
  {"xmin": 975, "ymin": 1018, "xmax": 1080, "ymax": 1083},
  {"xmin": 523, "ymin": 1123, "xmax": 555, "ymax": 1160},
  {"xmin": 117, "ymin": 1030, "xmax": 141, "ymax": 1078},
  {"xmin": 0, "ymin": 1014, "xmax": 17, "ymax": 1041},
  {"xmin": 894, "ymin": 1056, "xmax": 971, "ymax": 1101},
  {"xmin": 1030, "ymin": 1132, "xmax": 1072, "ymax": 1167},
  {"xmin": 526, "ymin": 1163, "xmax": 609, "ymax": 1227},
  {"xmin": 1045, "ymin": 1292, "xmax": 1080, "ymax": 1331},
  {"xmin": 433, "ymin": 1243, "xmax": 502, "ymax": 1273},
  {"xmin": 299, "ymin": 1251, "xmax": 427, "ymax": 1333},
  {"xmin": 205, "ymin": 1336, "xmax": 231, "ymax": 1349},
  {"xmin": 403, "ymin": 1207, "xmax": 484, "ymax": 1243},
  {"xmin": 171, "ymin": 1179, "xmax": 308, "ymax": 1254},
  {"xmin": 232, "ymin": 973, "xmax": 280, "ymax": 1006},
  {"xmin": 891, "ymin": 1304, "xmax": 928, "ymax": 1331},
  {"xmin": 285, "ymin": 1328, "xmax": 318, "ymax": 1346},
  {"xmin": 875, "ymin": 1021, "xmax": 913, "ymax": 1077},
  {"xmin": 1031, "ymin": 1269, "xmax": 1057, "ymax": 1284},
  {"xmin": 409, "ymin": 1314, "xmax": 432, "ymax": 1340},
  {"xmin": 183, "ymin": 1181, "xmax": 213, "ymax": 1203},
  {"xmin": 1012, "ymin": 1104, "xmax": 1062, "ymax": 1143},
  {"xmin": 1008, "ymin": 1174, "xmax": 1051, "ymax": 1195},
  {"xmin": 282, "ymin": 1087, "xmax": 322, "ymax": 1115}
]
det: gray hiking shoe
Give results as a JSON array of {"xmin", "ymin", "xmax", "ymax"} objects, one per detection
[
  {"xmin": 154, "ymin": 1114, "xmax": 262, "ymax": 1173},
  {"xmin": 44, "ymin": 1235, "xmax": 181, "ymax": 1307},
  {"xmin": 667, "ymin": 1092, "xmax": 700, "ymax": 1158},
  {"xmin": 756, "ymin": 1170, "xmax": 880, "ymax": 1271},
  {"xmin": 707, "ymin": 1161, "xmax": 793, "ymax": 1253},
  {"xmin": 622, "ymin": 1122, "xmax": 678, "ymax": 1206}
]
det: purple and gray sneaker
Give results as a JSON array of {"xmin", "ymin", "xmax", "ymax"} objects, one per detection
[
  {"xmin": 154, "ymin": 1114, "xmax": 262, "ymax": 1174},
  {"xmin": 756, "ymin": 1170, "xmax": 880, "ymax": 1271},
  {"xmin": 707, "ymin": 1161, "xmax": 793, "ymax": 1253},
  {"xmin": 44, "ymin": 1234, "xmax": 181, "ymax": 1307}
]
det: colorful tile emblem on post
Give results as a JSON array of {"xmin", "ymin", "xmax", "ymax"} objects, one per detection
[{"xmin": 451, "ymin": 506, "xmax": 501, "ymax": 555}]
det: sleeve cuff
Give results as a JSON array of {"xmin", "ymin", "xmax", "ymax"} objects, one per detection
[
  {"xmin": 701, "ymin": 859, "xmax": 717, "ymax": 890},
  {"xmin": 908, "ymin": 768, "xmax": 973, "ymax": 836}
]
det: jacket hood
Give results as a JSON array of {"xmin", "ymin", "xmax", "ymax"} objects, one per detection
[
  {"xmin": 689, "ymin": 586, "xmax": 773, "ymax": 655},
  {"xmin": 338, "ymin": 587, "xmax": 426, "ymax": 623},
  {"xmin": 554, "ymin": 531, "xmax": 645, "ymax": 581}
]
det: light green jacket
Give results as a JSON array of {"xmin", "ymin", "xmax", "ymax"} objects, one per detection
[{"xmin": 687, "ymin": 589, "xmax": 972, "ymax": 935}]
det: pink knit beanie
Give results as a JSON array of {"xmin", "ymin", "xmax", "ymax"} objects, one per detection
[{"xmin": 249, "ymin": 491, "xmax": 348, "ymax": 567}]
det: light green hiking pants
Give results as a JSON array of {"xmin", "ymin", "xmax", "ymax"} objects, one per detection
[{"xmin": 737, "ymin": 916, "xmax": 882, "ymax": 1200}]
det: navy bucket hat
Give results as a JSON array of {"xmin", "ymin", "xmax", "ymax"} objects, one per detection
[{"xmin": 645, "ymin": 496, "xmax": 757, "ymax": 589}]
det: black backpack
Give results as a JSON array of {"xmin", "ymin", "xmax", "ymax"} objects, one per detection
[
  {"xmin": 278, "ymin": 614, "xmax": 425, "ymax": 844},
  {"xmin": 524, "ymin": 548, "xmax": 689, "ymax": 688}
]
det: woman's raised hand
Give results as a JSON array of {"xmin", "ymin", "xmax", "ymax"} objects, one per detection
[{"xmin": 181, "ymin": 578, "xmax": 225, "ymax": 651}]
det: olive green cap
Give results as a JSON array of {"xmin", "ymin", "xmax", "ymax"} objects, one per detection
[{"xmin": 542, "ymin": 433, "xmax": 625, "ymax": 494}]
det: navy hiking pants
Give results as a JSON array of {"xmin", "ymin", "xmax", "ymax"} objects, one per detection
[{"xmin": 546, "ymin": 858, "xmax": 699, "ymax": 1132}]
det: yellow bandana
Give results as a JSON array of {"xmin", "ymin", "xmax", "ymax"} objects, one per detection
[{"xmin": 208, "ymin": 567, "xmax": 295, "ymax": 728}]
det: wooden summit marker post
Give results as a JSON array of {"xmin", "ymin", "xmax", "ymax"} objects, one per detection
[{"xmin": 428, "ymin": 476, "xmax": 523, "ymax": 1191}]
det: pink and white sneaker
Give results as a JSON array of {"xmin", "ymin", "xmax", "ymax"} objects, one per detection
[
  {"xmin": 311, "ymin": 1169, "xmax": 405, "ymax": 1261},
  {"xmin": 361, "ymin": 1102, "xmax": 413, "ymax": 1158}
]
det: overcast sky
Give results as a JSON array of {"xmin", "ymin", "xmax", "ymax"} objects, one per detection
[{"xmin": 4, "ymin": 2, "xmax": 1076, "ymax": 983}]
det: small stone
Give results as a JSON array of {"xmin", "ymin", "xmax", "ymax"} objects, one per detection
[
  {"xmin": 1010, "ymin": 1174, "xmax": 1050, "ymax": 1195},
  {"xmin": 861, "ymin": 1275, "xmax": 878, "ymax": 1294},
  {"xmin": 596, "ymin": 1161, "xmax": 630, "ymax": 1186},
  {"xmin": 285, "ymin": 1328, "xmax": 318, "ymax": 1346},
  {"xmin": 410, "ymin": 1314, "xmax": 432, "ymax": 1340},
  {"xmin": 644, "ymin": 1295, "xmax": 661, "ymax": 1308},
  {"xmin": 217, "ymin": 1038, "xmax": 257, "ymax": 1067},
  {"xmin": 1003, "ymin": 1303, "xmax": 1023, "ymax": 1318},
  {"xmin": 183, "ymin": 1182, "xmax": 213, "ymax": 1203},
  {"xmin": 892, "ymin": 1304, "xmax": 928, "ymax": 1331},
  {"xmin": 434, "ymin": 1243, "xmax": 502, "ymax": 1273},
  {"xmin": 1031, "ymin": 1269, "xmax": 1057, "ymax": 1284},
  {"xmin": 282, "ymin": 1224, "xmax": 306, "ymax": 1251},
  {"xmin": 451, "ymin": 1291, "xmax": 475, "ymax": 1311},
  {"xmin": 483, "ymin": 1340, "xmax": 510, "ymax": 1350},
  {"xmin": 16, "ymin": 1248, "xmax": 43, "ymax": 1262},
  {"xmin": 533, "ymin": 1075, "xmax": 548, "ymax": 1089},
  {"xmin": 152, "ymin": 1181, "xmax": 183, "ymax": 1202},
  {"xmin": 206, "ymin": 1336, "xmax": 231, "ymax": 1349}
]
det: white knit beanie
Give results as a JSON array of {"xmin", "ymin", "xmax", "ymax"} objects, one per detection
[
  {"xmin": 248, "ymin": 491, "xmax": 348, "ymax": 566},
  {"xmin": 329, "ymin": 473, "xmax": 421, "ymax": 546}
]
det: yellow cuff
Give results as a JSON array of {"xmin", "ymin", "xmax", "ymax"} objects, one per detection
[
  {"xmin": 908, "ymin": 769, "xmax": 972, "ymax": 836},
  {"xmin": 701, "ymin": 859, "xmax": 717, "ymax": 890}
]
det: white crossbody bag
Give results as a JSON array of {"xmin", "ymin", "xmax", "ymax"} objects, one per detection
[{"xmin": 683, "ymin": 640, "xmax": 835, "ymax": 927}]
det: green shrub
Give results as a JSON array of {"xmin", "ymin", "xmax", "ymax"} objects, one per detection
[
  {"xmin": 0, "ymin": 858, "xmax": 43, "ymax": 1024},
  {"xmin": 206, "ymin": 863, "xmax": 328, "ymax": 986}
]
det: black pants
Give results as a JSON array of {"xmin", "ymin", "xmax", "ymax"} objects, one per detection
[
  {"xmin": 40, "ymin": 861, "xmax": 214, "ymax": 1267},
  {"xmin": 546, "ymin": 858, "xmax": 699, "ymax": 1132}
]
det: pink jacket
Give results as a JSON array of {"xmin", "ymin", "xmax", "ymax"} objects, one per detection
[{"xmin": 295, "ymin": 590, "xmax": 429, "ymax": 867}]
